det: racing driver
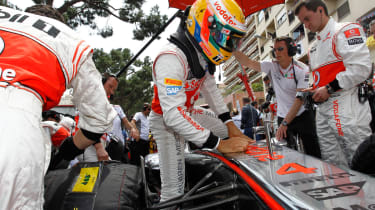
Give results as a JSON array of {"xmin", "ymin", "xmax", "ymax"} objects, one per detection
[
  {"xmin": 149, "ymin": 0, "xmax": 253, "ymax": 202},
  {"xmin": 295, "ymin": 0, "xmax": 372, "ymax": 168},
  {"xmin": 0, "ymin": 5, "xmax": 116, "ymax": 209}
]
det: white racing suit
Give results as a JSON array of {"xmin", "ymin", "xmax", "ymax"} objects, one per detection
[
  {"xmin": 0, "ymin": 6, "xmax": 116, "ymax": 209},
  {"xmin": 309, "ymin": 18, "xmax": 372, "ymax": 168},
  {"xmin": 149, "ymin": 43, "xmax": 230, "ymax": 201}
]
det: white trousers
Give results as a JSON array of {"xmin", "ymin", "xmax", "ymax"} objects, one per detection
[
  {"xmin": 149, "ymin": 106, "xmax": 228, "ymax": 202},
  {"xmin": 0, "ymin": 86, "xmax": 51, "ymax": 210},
  {"xmin": 316, "ymin": 88, "xmax": 372, "ymax": 168}
]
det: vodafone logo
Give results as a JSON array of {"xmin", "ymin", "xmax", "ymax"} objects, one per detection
[{"xmin": 213, "ymin": 1, "xmax": 237, "ymax": 26}]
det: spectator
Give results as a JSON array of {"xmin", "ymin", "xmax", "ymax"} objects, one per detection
[
  {"xmin": 232, "ymin": 108, "xmax": 243, "ymax": 133},
  {"xmin": 251, "ymin": 101, "xmax": 264, "ymax": 140},
  {"xmin": 260, "ymin": 102, "xmax": 274, "ymax": 137},
  {"xmin": 76, "ymin": 73, "xmax": 140, "ymax": 162},
  {"xmin": 0, "ymin": 5, "xmax": 117, "ymax": 209},
  {"xmin": 130, "ymin": 103, "xmax": 151, "ymax": 166},
  {"xmin": 295, "ymin": 0, "xmax": 372, "ymax": 168},
  {"xmin": 149, "ymin": 0, "xmax": 253, "ymax": 202},
  {"xmin": 251, "ymin": 101, "xmax": 260, "ymax": 115},
  {"xmin": 102, "ymin": 73, "xmax": 139, "ymax": 162},
  {"xmin": 241, "ymin": 97, "xmax": 260, "ymax": 139},
  {"xmin": 234, "ymin": 36, "xmax": 321, "ymax": 158},
  {"xmin": 41, "ymin": 110, "xmax": 70, "ymax": 147}
]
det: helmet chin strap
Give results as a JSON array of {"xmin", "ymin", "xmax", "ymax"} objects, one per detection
[{"xmin": 168, "ymin": 11, "xmax": 217, "ymax": 78}]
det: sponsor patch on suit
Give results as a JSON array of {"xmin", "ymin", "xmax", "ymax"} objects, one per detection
[
  {"xmin": 165, "ymin": 78, "xmax": 182, "ymax": 95},
  {"xmin": 347, "ymin": 37, "xmax": 363, "ymax": 45}
]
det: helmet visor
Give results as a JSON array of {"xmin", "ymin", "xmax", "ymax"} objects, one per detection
[{"xmin": 210, "ymin": 19, "xmax": 244, "ymax": 52}]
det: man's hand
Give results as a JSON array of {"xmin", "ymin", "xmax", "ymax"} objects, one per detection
[
  {"xmin": 276, "ymin": 125, "xmax": 287, "ymax": 140},
  {"xmin": 130, "ymin": 128, "xmax": 140, "ymax": 140},
  {"xmin": 94, "ymin": 142, "xmax": 109, "ymax": 161},
  {"xmin": 217, "ymin": 137, "xmax": 252, "ymax": 154},
  {"xmin": 227, "ymin": 121, "xmax": 254, "ymax": 143},
  {"xmin": 233, "ymin": 51, "xmax": 248, "ymax": 66},
  {"xmin": 312, "ymin": 86, "xmax": 330, "ymax": 102}
]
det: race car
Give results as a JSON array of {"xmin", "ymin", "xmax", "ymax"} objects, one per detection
[{"xmin": 44, "ymin": 139, "xmax": 375, "ymax": 210}]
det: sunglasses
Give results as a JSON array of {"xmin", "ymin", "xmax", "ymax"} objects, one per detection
[{"xmin": 272, "ymin": 47, "xmax": 285, "ymax": 52}]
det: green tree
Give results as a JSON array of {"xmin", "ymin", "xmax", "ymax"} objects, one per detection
[
  {"xmin": 24, "ymin": 0, "xmax": 168, "ymax": 39},
  {"xmin": 251, "ymin": 82, "xmax": 264, "ymax": 92},
  {"xmin": 92, "ymin": 48, "xmax": 153, "ymax": 117},
  {"xmin": 223, "ymin": 84, "xmax": 244, "ymax": 97}
]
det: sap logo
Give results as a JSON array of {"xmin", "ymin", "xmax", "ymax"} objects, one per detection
[
  {"xmin": 0, "ymin": 67, "xmax": 16, "ymax": 81},
  {"xmin": 166, "ymin": 85, "xmax": 182, "ymax": 95},
  {"xmin": 303, "ymin": 181, "xmax": 365, "ymax": 201},
  {"xmin": 333, "ymin": 203, "xmax": 375, "ymax": 210}
]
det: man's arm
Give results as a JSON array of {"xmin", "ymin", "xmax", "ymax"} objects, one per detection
[
  {"xmin": 50, "ymin": 128, "xmax": 106, "ymax": 168},
  {"xmin": 335, "ymin": 24, "xmax": 371, "ymax": 90},
  {"xmin": 233, "ymin": 51, "xmax": 261, "ymax": 72},
  {"xmin": 93, "ymin": 141, "xmax": 109, "ymax": 161},
  {"xmin": 226, "ymin": 120, "xmax": 255, "ymax": 142},
  {"xmin": 123, "ymin": 117, "xmax": 140, "ymax": 140}
]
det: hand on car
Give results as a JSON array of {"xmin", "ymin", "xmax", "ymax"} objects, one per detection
[
  {"xmin": 217, "ymin": 136, "xmax": 253, "ymax": 154},
  {"xmin": 276, "ymin": 125, "xmax": 287, "ymax": 140}
]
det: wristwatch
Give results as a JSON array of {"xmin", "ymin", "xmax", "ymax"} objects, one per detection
[
  {"xmin": 325, "ymin": 85, "xmax": 334, "ymax": 94},
  {"xmin": 281, "ymin": 120, "xmax": 288, "ymax": 126}
]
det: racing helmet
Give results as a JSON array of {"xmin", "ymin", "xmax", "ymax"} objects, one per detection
[{"xmin": 186, "ymin": 0, "xmax": 247, "ymax": 65}]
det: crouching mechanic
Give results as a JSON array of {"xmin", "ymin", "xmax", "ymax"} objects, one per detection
[
  {"xmin": 149, "ymin": 0, "xmax": 253, "ymax": 202},
  {"xmin": 0, "ymin": 5, "xmax": 116, "ymax": 209}
]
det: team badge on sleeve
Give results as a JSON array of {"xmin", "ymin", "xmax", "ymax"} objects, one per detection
[
  {"xmin": 344, "ymin": 28, "xmax": 360, "ymax": 38},
  {"xmin": 165, "ymin": 78, "xmax": 183, "ymax": 95}
]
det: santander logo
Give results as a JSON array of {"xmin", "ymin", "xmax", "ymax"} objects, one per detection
[{"xmin": 213, "ymin": 1, "xmax": 237, "ymax": 26}]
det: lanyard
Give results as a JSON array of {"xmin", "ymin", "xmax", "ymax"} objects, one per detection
[
  {"xmin": 277, "ymin": 60, "xmax": 298, "ymax": 86},
  {"xmin": 278, "ymin": 64, "xmax": 293, "ymax": 78}
]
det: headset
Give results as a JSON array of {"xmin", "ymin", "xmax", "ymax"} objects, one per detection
[
  {"xmin": 271, "ymin": 36, "xmax": 297, "ymax": 58},
  {"xmin": 271, "ymin": 36, "xmax": 299, "ymax": 86},
  {"xmin": 143, "ymin": 103, "xmax": 151, "ymax": 111}
]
